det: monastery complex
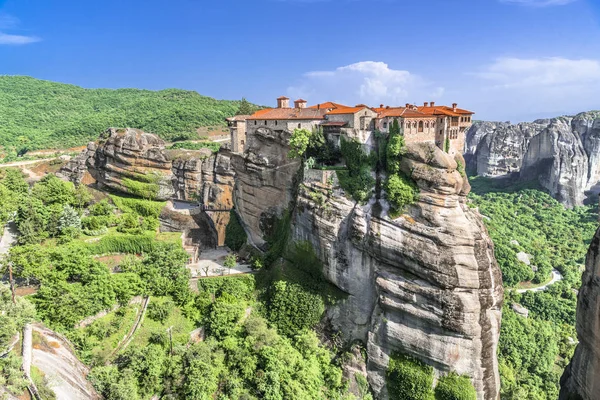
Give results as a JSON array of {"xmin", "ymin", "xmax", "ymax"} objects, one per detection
[{"xmin": 227, "ymin": 97, "xmax": 474, "ymax": 156}]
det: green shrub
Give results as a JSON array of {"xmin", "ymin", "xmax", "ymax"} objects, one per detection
[
  {"xmin": 122, "ymin": 178, "xmax": 160, "ymax": 200},
  {"xmin": 385, "ymin": 173, "xmax": 419, "ymax": 216},
  {"xmin": 338, "ymin": 137, "xmax": 376, "ymax": 203},
  {"xmin": 89, "ymin": 199, "xmax": 115, "ymax": 216},
  {"xmin": 206, "ymin": 293, "xmax": 245, "ymax": 340},
  {"xmin": 267, "ymin": 280, "xmax": 325, "ymax": 337},
  {"xmin": 109, "ymin": 195, "xmax": 165, "ymax": 218},
  {"xmin": 387, "ymin": 352, "xmax": 434, "ymax": 400},
  {"xmin": 196, "ymin": 275, "xmax": 256, "ymax": 301},
  {"xmin": 434, "ymin": 373, "xmax": 476, "ymax": 400},
  {"xmin": 90, "ymin": 234, "xmax": 157, "ymax": 255},
  {"xmin": 224, "ymin": 210, "xmax": 247, "ymax": 251},
  {"xmin": 147, "ymin": 299, "xmax": 175, "ymax": 323}
]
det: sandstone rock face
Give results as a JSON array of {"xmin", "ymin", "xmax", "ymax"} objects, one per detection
[
  {"xmin": 232, "ymin": 126, "xmax": 301, "ymax": 247},
  {"xmin": 559, "ymin": 226, "xmax": 600, "ymax": 400},
  {"xmin": 465, "ymin": 111, "xmax": 600, "ymax": 207},
  {"xmin": 58, "ymin": 128, "xmax": 234, "ymax": 245},
  {"xmin": 293, "ymin": 143, "xmax": 503, "ymax": 400}
]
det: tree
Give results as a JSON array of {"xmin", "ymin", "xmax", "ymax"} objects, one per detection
[
  {"xmin": 236, "ymin": 97, "xmax": 256, "ymax": 116},
  {"xmin": 58, "ymin": 204, "xmax": 82, "ymax": 237},
  {"xmin": 288, "ymin": 128, "xmax": 313, "ymax": 159},
  {"xmin": 224, "ymin": 254, "xmax": 236, "ymax": 274}
]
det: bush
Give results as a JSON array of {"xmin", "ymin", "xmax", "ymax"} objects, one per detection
[
  {"xmin": 434, "ymin": 373, "xmax": 476, "ymax": 400},
  {"xmin": 196, "ymin": 275, "xmax": 255, "ymax": 301},
  {"xmin": 147, "ymin": 299, "xmax": 175, "ymax": 323},
  {"xmin": 122, "ymin": 178, "xmax": 160, "ymax": 200},
  {"xmin": 109, "ymin": 195, "xmax": 165, "ymax": 218},
  {"xmin": 386, "ymin": 352, "xmax": 434, "ymax": 400},
  {"xmin": 89, "ymin": 199, "xmax": 115, "ymax": 216},
  {"xmin": 224, "ymin": 210, "xmax": 247, "ymax": 251},
  {"xmin": 206, "ymin": 293, "xmax": 245, "ymax": 340},
  {"xmin": 385, "ymin": 173, "xmax": 419, "ymax": 215},
  {"xmin": 338, "ymin": 137, "xmax": 376, "ymax": 203},
  {"xmin": 267, "ymin": 280, "xmax": 325, "ymax": 337},
  {"xmin": 90, "ymin": 234, "xmax": 157, "ymax": 255}
]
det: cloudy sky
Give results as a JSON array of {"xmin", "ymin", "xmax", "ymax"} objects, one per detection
[{"xmin": 0, "ymin": 0, "xmax": 599, "ymax": 122}]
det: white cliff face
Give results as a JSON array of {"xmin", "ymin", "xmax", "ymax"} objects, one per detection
[
  {"xmin": 560, "ymin": 226, "xmax": 600, "ymax": 400},
  {"xmin": 465, "ymin": 111, "xmax": 600, "ymax": 207},
  {"xmin": 292, "ymin": 144, "xmax": 504, "ymax": 400}
]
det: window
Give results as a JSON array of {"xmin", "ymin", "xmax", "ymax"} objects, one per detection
[
  {"xmin": 413, "ymin": 122, "xmax": 417, "ymax": 128},
  {"xmin": 264, "ymin": 121, "xmax": 267, "ymax": 125},
  {"xmin": 298, "ymin": 123, "xmax": 301, "ymax": 129},
  {"xmin": 241, "ymin": 140, "xmax": 244, "ymax": 146},
  {"xmin": 383, "ymin": 122, "xmax": 388, "ymax": 129},
  {"xmin": 254, "ymin": 121, "xmax": 257, "ymax": 125},
  {"xmin": 275, "ymin": 121, "xmax": 278, "ymax": 126},
  {"xmin": 418, "ymin": 121, "xmax": 424, "ymax": 132}
]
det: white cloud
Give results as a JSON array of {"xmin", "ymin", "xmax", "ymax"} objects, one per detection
[
  {"xmin": 0, "ymin": 12, "xmax": 40, "ymax": 45},
  {"xmin": 287, "ymin": 61, "xmax": 443, "ymax": 106},
  {"xmin": 0, "ymin": 32, "xmax": 40, "ymax": 45},
  {"xmin": 475, "ymin": 57, "xmax": 600, "ymax": 88},
  {"xmin": 500, "ymin": 0, "xmax": 577, "ymax": 6}
]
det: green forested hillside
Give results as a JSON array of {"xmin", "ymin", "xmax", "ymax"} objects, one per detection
[{"xmin": 0, "ymin": 76, "xmax": 242, "ymax": 152}]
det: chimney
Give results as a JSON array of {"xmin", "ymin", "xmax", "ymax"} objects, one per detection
[
  {"xmin": 294, "ymin": 99, "xmax": 307, "ymax": 109},
  {"xmin": 277, "ymin": 96, "xmax": 290, "ymax": 108},
  {"xmin": 386, "ymin": 106, "xmax": 390, "ymax": 109},
  {"xmin": 452, "ymin": 103, "xmax": 457, "ymax": 112},
  {"xmin": 380, "ymin": 104, "xmax": 384, "ymax": 108},
  {"xmin": 430, "ymin": 101, "xmax": 435, "ymax": 107},
  {"xmin": 405, "ymin": 103, "xmax": 410, "ymax": 108},
  {"xmin": 424, "ymin": 102, "xmax": 429, "ymax": 107}
]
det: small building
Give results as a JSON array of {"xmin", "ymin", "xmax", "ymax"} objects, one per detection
[{"xmin": 226, "ymin": 115, "xmax": 250, "ymax": 153}]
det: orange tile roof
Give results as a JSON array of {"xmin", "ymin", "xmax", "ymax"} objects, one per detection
[
  {"xmin": 247, "ymin": 107, "xmax": 328, "ymax": 120},
  {"xmin": 326, "ymin": 106, "xmax": 370, "ymax": 115},
  {"xmin": 417, "ymin": 106, "xmax": 474, "ymax": 116},
  {"xmin": 308, "ymin": 102, "xmax": 349, "ymax": 110}
]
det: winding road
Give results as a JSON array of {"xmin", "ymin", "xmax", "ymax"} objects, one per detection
[{"xmin": 516, "ymin": 269, "xmax": 563, "ymax": 294}]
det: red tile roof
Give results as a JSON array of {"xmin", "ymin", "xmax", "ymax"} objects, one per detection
[
  {"xmin": 247, "ymin": 107, "xmax": 328, "ymax": 120},
  {"xmin": 308, "ymin": 102, "xmax": 349, "ymax": 110},
  {"xmin": 277, "ymin": 96, "xmax": 290, "ymax": 100},
  {"xmin": 326, "ymin": 106, "xmax": 371, "ymax": 115}
]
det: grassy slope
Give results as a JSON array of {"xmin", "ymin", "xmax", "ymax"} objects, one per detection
[{"xmin": 0, "ymin": 76, "xmax": 242, "ymax": 151}]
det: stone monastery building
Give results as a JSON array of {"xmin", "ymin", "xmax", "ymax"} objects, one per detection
[{"xmin": 227, "ymin": 97, "xmax": 474, "ymax": 156}]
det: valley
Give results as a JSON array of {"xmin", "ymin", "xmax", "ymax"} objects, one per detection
[{"xmin": 0, "ymin": 80, "xmax": 599, "ymax": 400}]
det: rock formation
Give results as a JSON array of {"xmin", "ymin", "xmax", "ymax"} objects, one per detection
[
  {"xmin": 291, "ymin": 143, "xmax": 503, "ymax": 400},
  {"xmin": 58, "ymin": 128, "xmax": 234, "ymax": 245},
  {"xmin": 231, "ymin": 126, "xmax": 301, "ymax": 247},
  {"xmin": 465, "ymin": 111, "xmax": 600, "ymax": 207},
  {"xmin": 559, "ymin": 226, "xmax": 600, "ymax": 400}
]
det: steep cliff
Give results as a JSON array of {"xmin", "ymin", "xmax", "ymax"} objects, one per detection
[
  {"xmin": 465, "ymin": 111, "xmax": 600, "ymax": 207},
  {"xmin": 231, "ymin": 126, "xmax": 301, "ymax": 247},
  {"xmin": 292, "ymin": 143, "xmax": 504, "ymax": 400},
  {"xmin": 559, "ymin": 226, "xmax": 600, "ymax": 400}
]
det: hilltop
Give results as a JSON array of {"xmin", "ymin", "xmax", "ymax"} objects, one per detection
[{"xmin": 0, "ymin": 76, "xmax": 246, "ymax": 152}]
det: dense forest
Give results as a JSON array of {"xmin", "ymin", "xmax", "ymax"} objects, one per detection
[
  {"xmin": 0, "ymin": 76, "xmax": 245, "ymax": 154},
  {"xmin": 469, "ymin": 177, "xmax": 598, "ymax": 400}
]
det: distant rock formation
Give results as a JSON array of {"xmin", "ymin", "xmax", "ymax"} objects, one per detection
[
  {"xmin": 292, "ymin": 143, "xmax": 503, "ymax": 400},
  {"xmin": 559, "ymin": 225, "xmax": 600, "ymax": 400},
  {"xmin": 465, "ymin": 111, "xmax": 600, "ymax": 207},
  {"xmin": 58, "ymin": 128, "xmax": 234, "ymax": 245}
]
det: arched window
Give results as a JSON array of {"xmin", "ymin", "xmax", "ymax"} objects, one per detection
[
  {"xmin": 413, "ymin": 122, "xmax": 417, "ymax": 128},
  {"xmin": 383, "ymin": 122, "xmax": 388, "ymax": 129},
  {"xmin": 425, "ymin": 122, "xmax": 429, "ymax": 128},
  {"xmin": 418, "ymin": 121, "xmax": 424, "ymax": 132},
  {"xmin": 298, "ymin": 123, "xmax": 301, "ymax": 129}
]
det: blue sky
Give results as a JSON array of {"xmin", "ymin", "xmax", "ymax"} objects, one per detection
[{"xmin": 0, "ymin": 0, "xmax": 599, "ymax": 122}]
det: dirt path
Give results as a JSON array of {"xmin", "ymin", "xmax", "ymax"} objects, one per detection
[
  {"xmin": 516, "ymin": 269, "xmax": 564, "ymax": 293},
  {"xmin": 105, "ymin": 296, "xmax": 150, "ymax": 363},
  {"xmin": 0, "ymin": 159, "xmax": 55, "ymax": 168},
  {"xmin": 0, "ymin": 222, "xmax": 18, "ymax": 257},
  {"xmin": 31, "ymin": 325, "xmax": 99, "ymax": 400}
]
